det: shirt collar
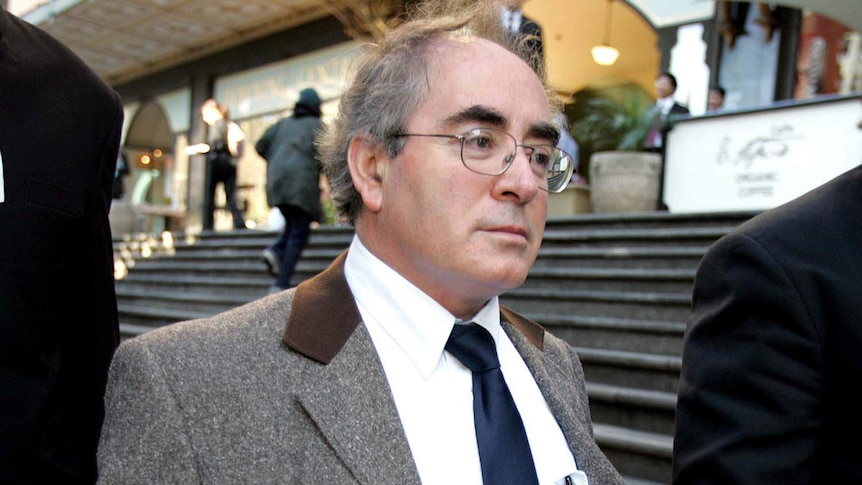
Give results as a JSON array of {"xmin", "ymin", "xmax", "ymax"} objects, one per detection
[
  {"xmin": 658, "ymin": 96, "xmax": 675, "ymax": 112},
  {"xmin": 344, "ymin": 235, "xmax": 501, "ymax": 379}
]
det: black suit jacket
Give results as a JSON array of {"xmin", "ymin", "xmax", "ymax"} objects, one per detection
[
  {"xmin": 0, "ymin": 7, "xmax": 122, "ymax": 483},
  {"xmin": 644, "ymin": 101, "xmax": 689, "ymax": 151},
  {"xmin": 674, "ymin": 165, "xmax": 862, "ymax": 484}
]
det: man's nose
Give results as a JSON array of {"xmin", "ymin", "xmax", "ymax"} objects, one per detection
[{"xmin": 498, "ymin": 147, "xmax": 541, "ymax": 196}]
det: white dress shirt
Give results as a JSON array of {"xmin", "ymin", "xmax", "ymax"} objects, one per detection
[
  {"xmin": 344, "ymin": 236, "xmax": 587, "ymax": 485},
  {"xmin": 657, "ymin": 96, "xmax": 675, "ymax": 117}
]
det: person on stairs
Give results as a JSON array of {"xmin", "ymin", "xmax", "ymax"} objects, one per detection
[
  {"xmin": 201, "ymin": 98, "xmax": 247, "ymax": 230},
  {"xmin": 255, "ymin": 87, "xmax": 325, "ymax": 294}
]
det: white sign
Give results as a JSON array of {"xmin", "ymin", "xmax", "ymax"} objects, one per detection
[{"xmin": 663, "ymin": 95, "xmax": 862, "ymax": 213}]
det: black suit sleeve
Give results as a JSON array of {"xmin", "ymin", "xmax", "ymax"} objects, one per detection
[
  {"xmin": 673, "ymin": 233, "xmax": 823, "ymax": 484},
  {"xmin": 0, "ymin": 8, "xmax": 123, "ymax": 482}
]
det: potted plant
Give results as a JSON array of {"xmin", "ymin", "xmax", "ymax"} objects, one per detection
[{"xmin": 567, "ymin": 88, "xmax": 663, "ymax": 213}]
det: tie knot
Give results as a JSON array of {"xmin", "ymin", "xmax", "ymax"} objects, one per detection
[{"xmin": 445, "ymin": 323, "xmax": 500, "ymax": 372}]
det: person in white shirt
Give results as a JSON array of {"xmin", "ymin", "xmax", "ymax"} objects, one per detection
[
  {"xmin": 96, "ymin": 2, "xmax": 623, "ymax": 484},
  {"xmin": 200, "ymin": 98, "xmax": 247, "ymax": 230},
  {"xmin": 644, "ymin": 71, "xmax": 690, "ymax": 152}
]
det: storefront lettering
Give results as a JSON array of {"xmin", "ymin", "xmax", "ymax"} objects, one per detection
[
  {"xmin": 217, "ymin": 42, "xmax": 360, "ymax": 117},
  {"xmin": 737, "ymin": 185, "xmax": 775, "ymax": 198},
  {"xmin": 734, "ymin": 171, "xmax": 778, "ymax": 198},
  {"xmin": 735, "ymin": 172, "xmax": 777, "ymax": 183},
  {"xmin": 296, "ymin": 56, "xmax": 355, "ymax": 87},
  {"xmin": 716, "ymin": 124, "xmax": 802, "ymax": 169}
]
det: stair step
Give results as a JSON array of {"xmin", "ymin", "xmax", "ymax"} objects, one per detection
[
  {"xmin": 522, "ymin": 267, "xmax": 695, "ymax": 293},
  {"xmin": 117, "ymin": 303, "xmax": 211, "ymax": 327},
  {"xmin": 117, "ymin": 286, "xmax": 257, "ymax": 306},
  {"xmin": 594, "ymin": 423, "xmax": 673, "ymax": 458},
  {"xmin": 588, "ymin": 382, "xmax": 677, "ymax": 435},
  {"xmin": 545, "ymin": 210, "xmax": 755, "ymax": 230},
  {"xmin": 119, "ymin": 322, "xmax": 155, "ymax": 340},
  {"xmin": 533, "ymin": 313, "xmax": 685, "ymax": 355},
  {"xmin": 119, "ymin": 273, "xmax": 269, "ymax": 286},
  {"xmin": 623, "ymin": 477, "xmax": 668, "ymax": 485},
  {"xmin": 593, "ymin": 423, "xmax": 673, "ymax": 484},
  {"xmin": 576, "ymin": 347, "xmax": 681, "ymax": 393},
  {"xmin": 501, "ymin": 289, "xmax": 691, "ymax": 322},
  {"xmin": 534, "ymin": 245, "xmax": 708, "ymax": 270},
  {"xmin": 127, "ymin": 260, "xmax": 267, "ymax": 272},
  {"xmin": 144, "ymin": 247, "xmax": 343, "ymax": 262},
  {"xmin": 540, "ymin": 226, "xmax": 736, "ymax": 248}
]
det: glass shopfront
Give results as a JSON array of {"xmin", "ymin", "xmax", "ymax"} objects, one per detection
[
  {"xmin": 213, "ymin": 41, "xmax": 359, "ymax": 231},
  {"xmin": 114, "ymin": 41, "xmax": 359, "ymax": 235},
  {"xmin": 114, "ymin": 89, "xmax": 191, "ymax": 235}
]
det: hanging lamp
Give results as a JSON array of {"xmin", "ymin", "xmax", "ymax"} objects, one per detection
[{"xmin": 591, "ymin": 0, "xmax": 620, "ymax": 66}]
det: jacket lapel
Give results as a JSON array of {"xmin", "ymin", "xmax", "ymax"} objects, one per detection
[
  {"xmin": 282, "ymin": 252, "xmax": 605, "ymax": 483},
  {"xmin": 295, "ymin": 326, "xmax": 420, "ymax": 484},
  {"xmin": 283, "ymin": 252, "xmax": 420, "ymax": 484},
  {"xmin": 501, "ymin": 307, "xmax": 609, "ymax": 481}
]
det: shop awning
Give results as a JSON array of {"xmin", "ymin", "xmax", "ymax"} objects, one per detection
[
  {"xmin": 19, "ymin": 0, "xmax": 331, "ymax": 86},
  {"xmin": 16, "ymin": 0, "xmax": 862, "ymax": 88}
]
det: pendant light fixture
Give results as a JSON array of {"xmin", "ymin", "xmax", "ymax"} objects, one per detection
[{"xmin": 591, "ymin": 0, "xmax": 620, "ymax": 66}]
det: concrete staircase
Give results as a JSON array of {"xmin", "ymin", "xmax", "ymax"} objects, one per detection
[{"xmin": 112, "ymin": 210, "xmax": 757, "ymax": 484}]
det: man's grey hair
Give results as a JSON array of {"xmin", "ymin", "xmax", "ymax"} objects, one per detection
[{"xmin": 317, "ymin": 0, "xmax": 552, "ymax": 225}]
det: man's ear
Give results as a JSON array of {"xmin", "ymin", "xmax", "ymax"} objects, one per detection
[{"xmin": 347, "ymin": 135, "xmax": 387, "ymax": 213}]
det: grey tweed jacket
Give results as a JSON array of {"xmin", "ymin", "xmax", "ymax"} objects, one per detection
[{"xmin": 97, "ymin": 252, "xmax": 623, "ymax": 484}]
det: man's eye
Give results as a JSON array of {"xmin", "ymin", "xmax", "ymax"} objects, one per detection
[
  {"xmin": 530, "ymin": 146, "xmax": 554, "ymax": 167},
  {"xmin": 532, "ymin": 153, "xmax": 550, "ymax": 167},
  {"xmin": 465, "ymin": 134, "xmax": 495, "ymax": 150}
]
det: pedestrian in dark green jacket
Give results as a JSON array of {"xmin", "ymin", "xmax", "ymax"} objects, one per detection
[{"xmin": 254, "ymin": 88, "xmax": 324, "ymax": 293}]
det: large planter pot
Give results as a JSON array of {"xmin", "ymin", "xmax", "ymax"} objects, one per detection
[
  {"xmin": 548, "ymin": 184, "xmax": 592, "ymax": 216},
  {"xmin": 589, "ymin": 151, "xmax": 662, "ymax": 213}
]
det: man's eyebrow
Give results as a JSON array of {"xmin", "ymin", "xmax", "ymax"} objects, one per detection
[
  {"xmin": 528, "ymin": 123, "xmax": 560, "ymax": 144},
  {"xmin": 442, "ymin": 105, "xmax": 560, "ymax": 143},
  {"xmin": 443, "ymin": 105, "xmax": 507, "ymax": 128}
]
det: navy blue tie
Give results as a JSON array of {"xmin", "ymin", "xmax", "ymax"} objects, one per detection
[{"xmin": 446, "ymin": 323, "xmax": 540, "ymax": 485}]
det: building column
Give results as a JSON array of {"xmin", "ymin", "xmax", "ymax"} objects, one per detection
[{"xmin": 186, "ymin": 74, "xmax": 214, "ymax": 233}]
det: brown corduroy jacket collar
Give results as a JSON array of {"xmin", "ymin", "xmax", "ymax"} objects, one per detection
[{"xmin": 282, "ymin": 251, "xmax": 544, "ymax": 364}]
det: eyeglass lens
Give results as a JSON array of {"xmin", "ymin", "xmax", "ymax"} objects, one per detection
[{"xmin": 460, "ymin": 128, "xmax": 573, "ymax": 192}]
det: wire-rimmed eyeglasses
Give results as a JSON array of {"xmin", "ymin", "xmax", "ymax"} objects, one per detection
[{"xmin": 392, "ymin": 127, "xmax": 576, "ymax": 193}]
